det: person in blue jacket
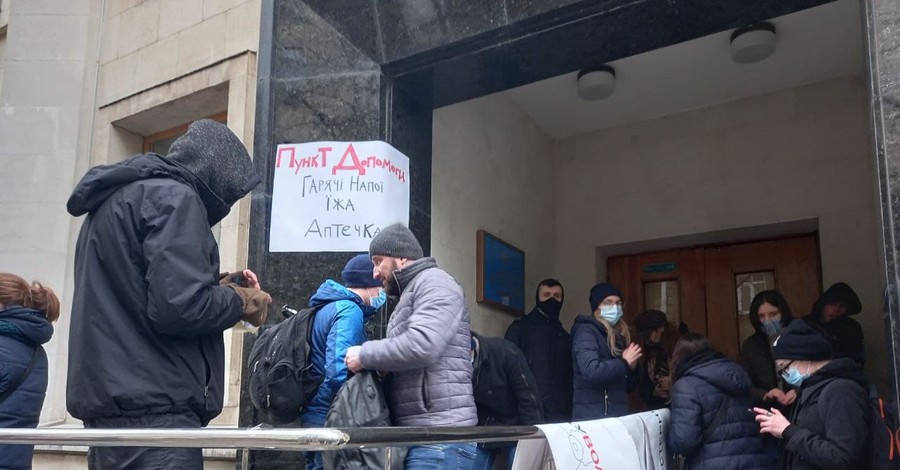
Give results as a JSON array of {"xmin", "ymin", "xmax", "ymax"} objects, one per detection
[
  {"xmin": 668, "ymin": 333, "xmax": 772, "ymax": 470},
  {"xmin": 301, "ymin": 254, "xmax": 386, "ymax": 470},
  {"xmin": 571, "ymin": 282, "xmax": 642, "ymax": 420},
  {"xmin": 0, "ymin": 273, "xmax": 60, "ymax": 470}
]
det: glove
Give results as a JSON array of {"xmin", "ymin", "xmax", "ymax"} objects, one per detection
[{"xmin": 229, "ymin": 285, "xmax": 270, "ymax": 327}]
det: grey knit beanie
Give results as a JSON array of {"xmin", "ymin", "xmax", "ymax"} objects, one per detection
[{"xmin": 369, "ymin": 223, "xmax": 423, "ymax": 260}]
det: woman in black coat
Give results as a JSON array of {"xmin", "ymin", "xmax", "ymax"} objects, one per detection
[
  {"xmin": 0, "ymin": 273, "xmax": 59, "ymax": 470},
  {"xmin": 571, "ymin": 283, "xmax": 642, "ymax": 420},
  {"xmin": 755, "ymin": 321, "xmax": 869, "ymax": 470},
  {"xmin": 668, "ymin": 333, "xmax": 772, "ymax": 470},
  {"xmin": 741, "ymin": 290, "xmax": 795, "ymax": 409}
]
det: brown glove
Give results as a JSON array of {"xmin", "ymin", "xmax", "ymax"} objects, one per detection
[{"xmin": 228, "ymin": 285, "xmax": 270, "ymax": 326}]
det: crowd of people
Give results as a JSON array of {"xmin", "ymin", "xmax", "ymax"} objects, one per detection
[{"xmin": 0, "ymin": 120, "xmax": 881, "ymax": 470}]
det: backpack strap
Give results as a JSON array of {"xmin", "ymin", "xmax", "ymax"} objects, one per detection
[
  {"xmin": 0, "ymin": 346, "xmax": 41, "ymax": 406},
  {"xmin": 702, "ymin": 395, "xmax": 731, "ymax": 443}
]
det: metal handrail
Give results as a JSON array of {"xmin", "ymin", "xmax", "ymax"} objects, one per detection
[{"xmin": 0, "ymin": 426, "xmax": 544, "ymax": 450}]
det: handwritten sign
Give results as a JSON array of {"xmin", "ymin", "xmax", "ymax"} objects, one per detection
[
  {"xmin": 269, "ymin": 141, "xmax": 410, "ymax": 252},
  {"xmin": 513, "ymin": 419, "xmax": 642, "ymax": 470}
]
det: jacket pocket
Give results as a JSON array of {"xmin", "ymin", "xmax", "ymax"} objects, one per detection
[{"xmin": 421, "ymin": 370, "xmax": 432, "ymax": 411}]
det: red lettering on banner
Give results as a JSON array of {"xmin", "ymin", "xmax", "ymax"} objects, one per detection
[
  {"xmin": 276, "ymin": 147, "xmax": 295, "ymax": 169},
  {"xmin": 332, "ymin": 144, "xmax": 366, "ymax": 175},
  {"xmin": 582, "ymin": 434, "xmax": 604, "ymax": 470},
  {"xmin": 319, "ymin": 147, "xmax": 332, "ymax": 167}
]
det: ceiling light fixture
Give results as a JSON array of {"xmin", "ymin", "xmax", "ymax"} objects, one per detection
[
  {"xmin": 577, "ymin": 65, "xmax": 616, "ymax": 101},
  {"xmin": 730, "ymin": 22, "xmax": 777, "ymax": 64}
]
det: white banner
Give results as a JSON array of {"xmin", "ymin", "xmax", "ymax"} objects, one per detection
[
  {"xmin": 269, "ymin": 141, "xmax": 410, "ymax": 252},
  {"xmin": 513, "ymin": 416, "xmax": 655, "ymax": 470}
]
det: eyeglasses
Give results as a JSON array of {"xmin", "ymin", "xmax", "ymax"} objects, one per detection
[
  {"xmin": 776, "ymin": 360, "xmax": 795, "ymax": 376},
  {"xmin": 600, "ymin": 300, "xmax": 624, "ymax": 307}
]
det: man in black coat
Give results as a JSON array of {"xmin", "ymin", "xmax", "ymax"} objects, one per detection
[
  {"xmin": 471, "ymin": 332, "xmax": 543, "ymax": 470},
  {"xmin": 803, "ymin": 282, "xmax": 865, "ymax": 365},
  {"xmin": 66, "ymin": 120, "xmax": 271, "ymax": 470},
  {"xmin": 504, "ymin": 279, "xmax": 573, "ymax": 422}
]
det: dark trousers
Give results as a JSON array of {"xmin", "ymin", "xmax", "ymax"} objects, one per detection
[{"xmin": 84, "ymin": 413, "xmax": 203, "ymax": 470}]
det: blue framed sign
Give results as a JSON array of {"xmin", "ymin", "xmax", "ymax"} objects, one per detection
[{"xmin": 476, "ymin": 230, "xmax": 526, "ymax": 315}]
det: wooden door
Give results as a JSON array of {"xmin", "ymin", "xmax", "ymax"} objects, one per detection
[{"xmin": 607, "ymin": 234, "xmax": 821, "ymax": 359}]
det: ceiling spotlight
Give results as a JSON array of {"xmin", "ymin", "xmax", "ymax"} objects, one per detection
[
  {"xmin": 577, "ymin": 65, "xmax": 616, "ymax": 101},
  {"xmin": 730, "ymin": 22, "xmax": 777, "ymax": 64}
]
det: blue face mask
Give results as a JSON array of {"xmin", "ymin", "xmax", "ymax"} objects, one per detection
[
  {"xmin": 782, "ymin": 366, "xmax": 807, "ymax": 387},
  {"xmin": 370, "ymin": 290, "xmax": 387, "ymax": 310},
  {"xmin": 599, "ymin": 305, "xmax": 623, "ymax": 325},
  {"xmin": 762, "ymin": 318, "xmax": 782, "ymax": 336}
]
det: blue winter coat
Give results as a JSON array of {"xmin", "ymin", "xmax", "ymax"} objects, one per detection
[
  {"xmin": 667, "ymin": 350, "xmax": 772, "ymax": 470},
  {"xmin": 0, "ymin": 306, "xmax": 53, "ymax": 470},
  {"xmin": 300, "ymin": 280, "xmax": 376, "ymax": 426},
  {"xmin": 571, "ymin": 314, "xmax": 635, "ymax": 420}
]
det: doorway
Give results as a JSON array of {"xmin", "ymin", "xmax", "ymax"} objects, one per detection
[{"xmin": 608, "ymin": 234, "xmax": 821, "ymax": 358}]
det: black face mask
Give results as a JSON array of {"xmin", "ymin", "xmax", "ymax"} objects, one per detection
[{"xmin": 537, "ymin": 298, "xmax": 563, "ymax": 318}]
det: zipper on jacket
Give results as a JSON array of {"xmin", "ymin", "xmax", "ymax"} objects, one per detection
[
  {"xmin": 604, "ymin": 390, "xmax": 609, "ymax": 415},
  {"xmin": 199, "ymin": 343, "xmax": 212, "ymax": 398}
]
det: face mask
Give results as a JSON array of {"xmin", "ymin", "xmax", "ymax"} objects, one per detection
[
  {"xmin": 537, "ymin": 298, "xmax": 562, "ymax": 318},
  {"xmin": 761, "ymin": 318, "xmax": 782, "ymax": 336},
  {"xmin": 370, "ymin": 290, "xmax": 387, "ymax": 310},
  {"xmin": 782, "ymin": 366, "xmax": 807, "ymax": 387},
  {"xmin": 599, "ymin": 305, "xmax": 623, "ymax": 325}
]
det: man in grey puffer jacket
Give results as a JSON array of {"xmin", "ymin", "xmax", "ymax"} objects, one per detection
[{"xmin": 345, "ymin": 223, "xmax": 477, "ymax": 469}]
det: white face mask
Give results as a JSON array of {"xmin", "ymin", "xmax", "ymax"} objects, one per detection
[{"xmin": 599, "ymin": 304, "xmax": 623, "ymax": 325}]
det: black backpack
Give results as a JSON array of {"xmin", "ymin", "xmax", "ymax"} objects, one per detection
[
  {"xmin": 869, "ymin": 384, "xmax": 900, "ymax": 470},
  {"xmin": 247, "ymin": 304, "xmax": 324, "ymax": 424}
]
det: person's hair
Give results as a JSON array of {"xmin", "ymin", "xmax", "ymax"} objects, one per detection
[
  {"xmin": 669, "ymin": 333, "xmax": 712, "ymax": 376},
  {"xmin": 0, "ymin": 273, "xmax": 60, "ymax": 322},
  {"xmin": 535, "ymin": 278, "xmax": 564, "ymax": 303},
  {"xmin": 594, "ymin": 313, "xmax": 632, "ymax": 356},
  {"xmin": 748, "ymin": 289, "xmax": 794, "ymax": 331}
]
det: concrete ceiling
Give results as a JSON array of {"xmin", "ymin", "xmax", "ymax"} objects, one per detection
[{"xmin": 505, "ymin": 0, "xmax": 864, "ymax": 139}]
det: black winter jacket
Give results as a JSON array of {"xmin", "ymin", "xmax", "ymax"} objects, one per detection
[
  {"xmin": 472, "ymin": 333, "xmax": 543, "ymax": 427},
  {"xmin": 781, "ymin": 358, "xmax": 869, "ymax": 470},
  {"xmin": 570, "ymin": 314, "xmax": 636, "ymax": 420},
  {"xmin": 66, "ymin": 152, "xmax": 258, "ymax": 425},
  {"xmin": 741, "ymin": 332, "xmax": 790, "ymax": 408},
  {"xmin": 668, "ymin": 350, "xmax": 772, "ymax": 470},
  {"xmin": 804, "ymin": 282, "xmax": 865, "ymax": 365},
  {"xmin": 0, "ymin": 306, "xmax": 52, "ymax": 470},
  {"xmin": 505, "ymin": 307, "xmax": 572, "ymax": 422}
]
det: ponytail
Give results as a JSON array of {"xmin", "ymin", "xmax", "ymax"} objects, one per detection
[{"xmin": 0, "ymin": 273, "xmax": 60, "ymax": 322}]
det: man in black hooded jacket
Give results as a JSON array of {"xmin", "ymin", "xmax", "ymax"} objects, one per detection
[
  {"xmin": 504, "ymin": 279, "xmax": 572, "ymax": 423},
  {"xmin": 66, "ymin": 120, "xmax": 270, "ymax": 469},
  {"xmin": 803, "ymin": 282, "xmax": 865, "ymax": 365}
]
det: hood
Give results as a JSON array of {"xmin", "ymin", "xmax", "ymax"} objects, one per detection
[
  {"xmin": 309, "ymin": 280, "xmax": 377, "ymax": 318},
  {"xmin": 0, "ymin": 306, "xmax": 53, "ymax": 345},
  {"xmin": 572, "ymin": 314, "xmax": 610, "ymax": 338},
  {"xmin": 67, "ymin": 153, "xmax": 250, "ymax": 226},
  {"xmin": 679, "ymin": 352, "xmax": 751, "ymax": 395},
  {"xmin": 805, "ymin": 357, "xmax": 867, "ymax": 388},
  {"xmin": 393, "ymin": 257, "xmax": 438, "ymax": 293},
  {"xmin": 809, "ymin": 282, "xmax": 862, "ymax": 319}
]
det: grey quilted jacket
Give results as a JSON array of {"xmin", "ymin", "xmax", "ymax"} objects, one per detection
[{"xmin": 359, "ymin": 257, "xmax": 477, "ymax": 426}]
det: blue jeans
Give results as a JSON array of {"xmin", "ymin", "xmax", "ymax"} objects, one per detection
[
  {"xmin": 405, "ymin": 442, "xmax": 477, "ymax": 470},
  {"xmin": 473, "ymin": 444, "xmax": 517, "ymax": 470}
]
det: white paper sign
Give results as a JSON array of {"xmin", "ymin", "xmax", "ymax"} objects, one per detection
[
  {"xmin": 520, "ymin": 420, "xmax": 641, "ymax": 470},
  {"xmin": 269, "ymin": 141, "xmax": 410, "ymax": 252}
]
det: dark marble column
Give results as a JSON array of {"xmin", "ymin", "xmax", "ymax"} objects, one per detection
[{"xmin": 864, "ymin": 0, "xmax": 900, "ymax": 407}]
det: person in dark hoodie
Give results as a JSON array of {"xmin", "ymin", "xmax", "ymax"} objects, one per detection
[
  {"xmin": 0, "ymin": 273, "xmax": 59, "ymax": 470},
  {"xmin": 301, "ymin": 254, "xmax": 386, "ymax": 470},
  {"xmin": 755, "ymin": 320, "xmax": 869, "ymax": 470},
  {"xmin": 505, "ymin": 279, "xmax": 573, "ymax": 423},
  {"xmin": 668, "ymin": 333, "xmax": 772, "ymax": 470},
  {"xmin": 803, "ymin": 282, "xmax": 865, "ymax": 365},
  {"xmin": 571, "ymin": 282, "xmax": 642, "ymax": 420},
  {"xmin": 470, "ymin": 332, "xmax": 543, "ymax": 470},
  {"xmin": 66, "ymin": 119, "xmax": 271, "ymax": 470}
]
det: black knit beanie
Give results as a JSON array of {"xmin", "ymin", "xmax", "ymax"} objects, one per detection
[
  {"xmin": 369, "ymin": 223, "xmax": 424, "ymax": 260},
  {"xmin": 635, "ymin": 310, "xmax": 668, "ymax": 335},
  {"xmin": 165, "ymin": 119, "xmax": 261, "ymax": 209},
  {"xmin": 772, "ymin": 320, "xmax": 833, "ymax": 360},
  {"xmin": 589, "ymin": 282, "xmax": 623, "ymax": 312}
]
